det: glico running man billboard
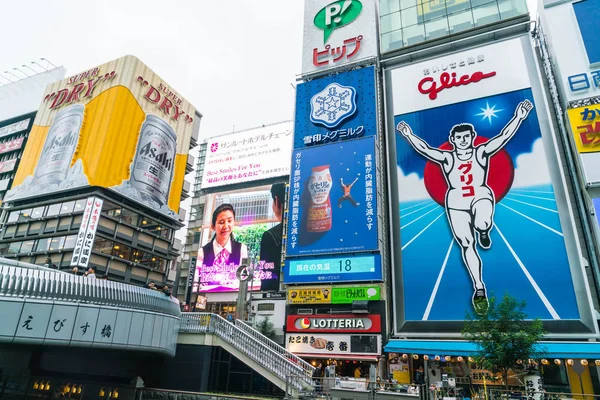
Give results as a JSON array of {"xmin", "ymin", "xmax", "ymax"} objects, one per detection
[
  {"xmin": 5, "ymin": 56, "xmax": 198, "ymax": 219},
  {"xmin": 387, "ymin": 37, "xmax": 595, "ymax": 333}
]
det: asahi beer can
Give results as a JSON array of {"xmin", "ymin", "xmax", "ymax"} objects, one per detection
[
  {"xmin": 129, "ymin": 114, "xmax": 177, "ymax": 206},
  {"xmin": 33, "ymin": 104, "xmax": 84, "ymax": 185}
]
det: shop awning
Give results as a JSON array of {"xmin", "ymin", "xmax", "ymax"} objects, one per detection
[{"xmin": 384, "ymin": 340, "xmax": 600, "ymax": 359}]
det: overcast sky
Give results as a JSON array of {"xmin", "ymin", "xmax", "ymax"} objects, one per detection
[{"xmin": 0, "ymin": 1, "xmax": 304, "ymax": 139}]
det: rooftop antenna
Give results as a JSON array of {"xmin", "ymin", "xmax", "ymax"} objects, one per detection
[
  {"xmin": 40, "ymin": 58, "xmax": 57, "ymax": 69},
  {"xmin": 13, "ymin": 67, "xmax": 30, "ymax": 78},
  {"xmin": 31, "ymin": 61, "xmax": 48, "ymax": 71},
  {"xmin": 22, "ymin": 64, "xmax": 37, "ymax": 75}
]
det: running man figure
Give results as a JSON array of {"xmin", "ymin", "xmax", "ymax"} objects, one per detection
[
  {"xmin": 396, "ymin": 100, "xmax": 533, "ymax": 314},
  {"xmin": 338, "ymin": 176, "xmax": 360, "ymax": 208}
]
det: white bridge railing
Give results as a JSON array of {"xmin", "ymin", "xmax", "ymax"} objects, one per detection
[{"xmin": 179, "ymin": 313, "xmax": 314, "ymax": 393}]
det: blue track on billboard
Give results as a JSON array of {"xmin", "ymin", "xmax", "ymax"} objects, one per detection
[
  {"xmin": 286, "ymin": 136, "xmax": 378, "ymax": 257},
  {"xmin": 394, "ymin": 88, "xmax": 579, "ymax": 321},
  {"xmin": 284, "ymin": 253, "xmax": 382, "ymax": 284},
  {"xmin": 294, "ymin": 66, "xmax": 377, "ymax": 149}
]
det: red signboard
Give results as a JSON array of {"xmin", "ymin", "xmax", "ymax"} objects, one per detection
[{"xmin": 286, "ymin": 314, "xmax": 381, "ymax": 333}]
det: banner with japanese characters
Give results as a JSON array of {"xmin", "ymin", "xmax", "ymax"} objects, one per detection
[
  {"xmin": 200, "ymin": 121, "xmax": 293, "ymax": 190},
  {"xmin": 294, "ymin": 66, "xmax": 377, "ymax": 149},
  {"xmin": 301, "ymin": 0, "xmax": 378, "ymax": 76},
  {"xmin": 286, "ymin": 333, "xmax": 381, "ymax": 356},
  {"xmin": 71, "ymin": 197, "xmax": 103, "ymax": 268},
  {"xmin": 567, "ymin": 105, "xmax": 600, "ymax": 186},
  {"xmin": 285, "ymin": 136, "xmax": 378, "ymax": 257}
]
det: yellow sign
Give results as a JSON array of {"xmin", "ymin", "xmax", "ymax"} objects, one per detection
[
  {"xmin": 567, "ymin": 106, "xmax": 600, "ymax": 154},
  {"xmin": 6, "ymin": 56, "xmax": 198, "ymax": 219},
  {"xmin": 470, "ymin": 369, "xmax": 519, "ymax": 386},
  {"xmin": 287, "ymin": 287, "xmax": 333, "ymax": 304},
  {"xmin": 418, "ymin": 0, "xmax": 470, "ymax": 19}
]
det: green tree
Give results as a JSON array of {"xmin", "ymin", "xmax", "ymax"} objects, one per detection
[
  {"xmin": 256, "ymin": 316, "xmax": 277, "ymax": 341},
  {"xmin": 234, "ymin": 224, "xmax": 268, "ymax": 261},
  {"xmin": 462, "ymin": 293, "xmax": 546, "ymax": 389}
]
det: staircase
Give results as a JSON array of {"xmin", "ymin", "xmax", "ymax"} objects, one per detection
[{"xmin": 179, "ymin": 313, "xmax": 315, "ymax": 397}]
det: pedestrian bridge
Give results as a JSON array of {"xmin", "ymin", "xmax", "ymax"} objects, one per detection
[
  {"xmin": 0, "ymin": 259, "xmax": 180, "ymax": 356},
  {"xmin": 178, "ymin": 313, "xmax": 315, "ymax": 397}
]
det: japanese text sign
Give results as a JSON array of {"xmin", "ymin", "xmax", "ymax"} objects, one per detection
[
  {"xmin": 284, "ymin": 254, "xmax": 382, "ymax": 284},
  {"xmin": 567, "ymin": 105, "xmax": 600, "ymax": 185},
  {"xmin": 294, "ymin": 66, "xmax": 377, "ymax": 149},
  {"xmin": 287, "ymin": 284, "xmax": 381, "ymax": 304},
  {"xmin": 286, "ymin": 333, "xmax": 381, "ymax": 356},
  {"xmin": 71, "ymin": 196, "xmax": 103, "ymax": 268},
  {"xmin": 302, "ymin": 0, "xmax": 377, "ymax": 76},
  {"xmin": 285, "ymin": 136, "xmax": 379, "ymax": 257}
]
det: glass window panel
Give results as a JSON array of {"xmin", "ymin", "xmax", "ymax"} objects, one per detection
[
  {"xmin": 121, "ymin": 208, "xmax": 138, "ymax": 225},
  {"xmin": 93, "ymin": 238, "xmax": 114, "ymax": 255},
  {"xmin": 114, "ymin": 243, "xmax": 133, "ymax": 261},
  {"xmin": 425, "ymin": 16, "xmax": 450, "ymax": 39},
  {"xmin": 49, "ymin": 236, "xmax": 65, "ymax": 251},
  {"xmin": 139, "ymin": 216, "xmax": 154, "ymax": 229},
  {"xmin": 8, "ymin": 241, "xmax": 21, "ymax": 254},
  {"xmin": 46, "ymin": 203, "xmax": 61, "ymax": 217},
  {"xmin": 473, "ymin": 2, "xmax": 500, "ymax": 25},
  {"xmin": 64, "ymin": 235, "xmax": 77, "ymax": 249},
  {"xmin": 401, "ymin": 6, "xmax": 424, "ymax": 28},
  {"xmin": 7, "ymin": 211, "xmax": 18, "ymax": 223},
  {"xmin": 57, "ymin": 217, "xmax": 71, "ymax": 232},
  {"xmin": 16, "ymin": 224, "xmax": 27, "ymax": 237},
  {"xmin": 498, "ymin": 0, "xmax": 527, "ymax": 18},
  {"xmin": 103, "ymin": 201, "xmax": 121, "ymax": 217},
  {"xmin": 445, "ymin": 0, "xmax": 473, "ymax": 15},
  {"xmin": 31, "ymin": 206, "xmax": 45, "ymax": 219},
  {"xmin": 401, "ymin": 0, "xmax": 418, "ymax": 9},
  {"xmin": 4, "ymin": 225, "xmax": 16, "ymax": 238},
  {"xmin": 60, "ymin": 201, "xmax": 75, "ymax": 215},
  {"xmin": 74, "ymin": 199, "xmax": 87, "ymax": 212},
  {"xmin": 381, "ymin": 11, "xmax": 402, "ymax": 33},
  {"xmin": 471, "ymin": 0, "xmax": 495, "ymax": 8},
  {"xmin": 0, "ymin": 242, "xmax": 9, "ymax": 255},
  {"xmin": 403, "ymin": 24, "xmax": 426, "ymax": 46},
  {"xmin": 160, "ymin": 227, "xmax": 171, "ymax": 240},
  {"xmin": 36, "ymin": 238, "xmax": 50, "ymax": 252},
  {"xmin": 381, "ymin": 0, "xmax": 401, "ymax": 14},
  {"xmin": 44, "ymin": 219, "xmax": 58, "ymax": 233},
  {"xmin": 448, "ymin": 9, "xmax": 474, "ymax": 33},
  {"xmin": 420, "ymin": 0, "xmax": 448, "ymax": 21},
  {"xmin": 20, "ymin": 240, "xmax": 35, "ymax": 253},
  {"xmin": 28, "ymin": 221, "xmax": 43, "ymax": 235},
  {"xmin": 18, "ymin": 209, "xmax": 32, "ymax": 222}
]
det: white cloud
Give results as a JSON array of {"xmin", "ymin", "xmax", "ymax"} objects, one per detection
[
  {"xmin": 397, "ymin": 166, "xmax": 432, "ymax": 202},
  {"xmin": 511, "ymin": 138, "xmax": 552, "ymax": 188}
]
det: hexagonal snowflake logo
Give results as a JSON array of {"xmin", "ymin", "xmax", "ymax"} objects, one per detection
[{"xmin": 310, "ymin": 82, "xmax": 357, "ymax": 129}]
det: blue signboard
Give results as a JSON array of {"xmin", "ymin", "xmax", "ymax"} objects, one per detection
[
  {"xmin": 284, "ymin": 253, "xmax": 382, "ymax": 284},
  {"xmin": 394, "ymin": 88, "xmax": 579, "ymax": 321},
  {"xmin": 573, "ymin": 0, "xmax": 600, "ymax": 65},
  {"xmin": 294, "ymin": 66, "xmax": 377, "ymax": 149},
  {"xmin": 286, "ymin": 136, "xmax": 378, "ymax": 257}
]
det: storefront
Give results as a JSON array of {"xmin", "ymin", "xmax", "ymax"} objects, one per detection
[{"xmin": 384, "ymin": 340, "xmax": 600, "ymax": 396}]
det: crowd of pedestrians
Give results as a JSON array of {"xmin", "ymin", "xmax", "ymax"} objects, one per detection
[{"xmin": 144, "ymin": 281, "xmax": 173, "ymax": 298}]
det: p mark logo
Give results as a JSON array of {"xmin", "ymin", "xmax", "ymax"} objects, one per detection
[{"xmin": 314, "ymin": 0, "xmax": 363, "ymax": 43}]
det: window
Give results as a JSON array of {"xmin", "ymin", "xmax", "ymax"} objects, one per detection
[
  {"xmin": 49, "ymin": 237, "xmax": 65, "ymax": 251},
  {"xmin": 114, "ymin": 243, "xmax": 133, "ymax": 261},
  {"xmin": 64, "ymin": 235, "xmax": 77, "ymax": 249},
  {"xmin": 3, "ymin": 225, "xmax": 15, "ymax": 239},
  {"xmin": 103, "ymin": 201, "xmax": 121, "ymax": 218},
  {"xmin": 0, "ymin": 242, "xmax": 9, "ymax": 255},
  {"xmin": 28, "ymin": 221, "xmax": 43, "ymax": 235},
  {"xmin": 74, "ymin": 199, "xmax": 87, "ymax": 212},
  {"xmin": 46, "ymin": 203, "xmax": 61, "ymax": 217},
  {"xmin": 15, "ymin": 224, "xmax": 27, "ymax": 237},
  {"xmin": 8, "ymin": 241, "xmax": 21, "ymax": 254},
  {"xmin": 257, "ymin": 303, "xmax": 275, "ymax": 312},
  {"xmin": 31, "ymin": 206, "xmax": 45, "ymax": 219},
  {"xmin": 57, "ymin": 217, "xmax": 72, "ymax": 232},
  {"xmin": 44, "ymin": 219, "xmax": 58, "ymax": 234},
  {"xmin": 20, "ymin": 240, "xmax": 35, "ymax": 253},
  {"xmin": 93, "ymin": 237, "xmax": 114, "ymax": 255},
  {"xmin": 36, "ymin": 238, "xmax": 50, "ymax": 252},
  {"xmin": 121, "ymin": 208, "xmax": 138, "ymax": 225},
  {"xmin": 18, "ymin": 209, "xmax": 32, "ymax": 222},
  {"xmin": 60, "ymin": 201, "xmax": 75, "ymax": 215},
  {"xmin": 7, "ymin": 211, "xmax": 18, "ymax": 223}
]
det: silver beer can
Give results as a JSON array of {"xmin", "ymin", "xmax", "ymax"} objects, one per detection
[
  {"xmin": 129, "ymin": 114, "xmax": 177, "ymax": 206},
  {"xmin": 34, "ymin": 104, "xmax": 84, "ymax": 186}
]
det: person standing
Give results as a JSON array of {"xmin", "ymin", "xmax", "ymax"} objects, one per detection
[
  {"xmin": 84, "ymin": 267, "xmax": 97, "ymax": 279},
  {"xmin": 260, "ymin": 183, "xmax": 285, "ymax": 291}
]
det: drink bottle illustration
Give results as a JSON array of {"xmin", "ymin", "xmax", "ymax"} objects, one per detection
[
  {"xmin": 307, "ymin": 165, "xmax": 332, "ymax": 232},
  {"xmin": 33, "ymin": 104, "xmax": 84, "ymax": 186}
]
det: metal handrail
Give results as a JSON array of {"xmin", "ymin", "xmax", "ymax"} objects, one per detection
[
  {"xmin": 180, "ymin": 313, "xmax": 314, "ymax": 392},
  {"xmin": 234, "ymin": 319, "xmax": 315, "ymax": 378},
  {"xmin": 0, "ymin": 264, "xmax": 180, "ymax": 317}
]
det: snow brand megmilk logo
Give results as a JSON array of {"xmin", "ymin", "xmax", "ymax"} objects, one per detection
[
  {"xmin": 314, "ymin": 0, "xmax": 363, "ymax": 43},
  {"xmin": 310, "ymin": 82, "xmax": 357, "ymax": 129}
]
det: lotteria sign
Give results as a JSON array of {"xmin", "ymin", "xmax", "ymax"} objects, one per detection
[{"xmin": 286, "ymin": 314, "xmax": 381, "ymax": 333}]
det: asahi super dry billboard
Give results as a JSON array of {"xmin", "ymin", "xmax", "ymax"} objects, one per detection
[{"xmin": 6, "ymin": 56, "xmax": 198, "ymax": 219}]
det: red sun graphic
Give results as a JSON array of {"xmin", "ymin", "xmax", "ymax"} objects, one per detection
[{"xmin": 423, "ymin": 137, "xmax": 514, "ymax": 206}]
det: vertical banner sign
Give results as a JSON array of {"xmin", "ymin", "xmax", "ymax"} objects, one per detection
[
  {"xmin": 390, "ymin": 38, "xmax": 582, "ymax": 326},
  {"xmin": 71, "ymin": 197, "xmax": 103, "ymax": 268},
  {"xmin": 185, "ymin": 256, "xmax": 197, "ymax": 305}
]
